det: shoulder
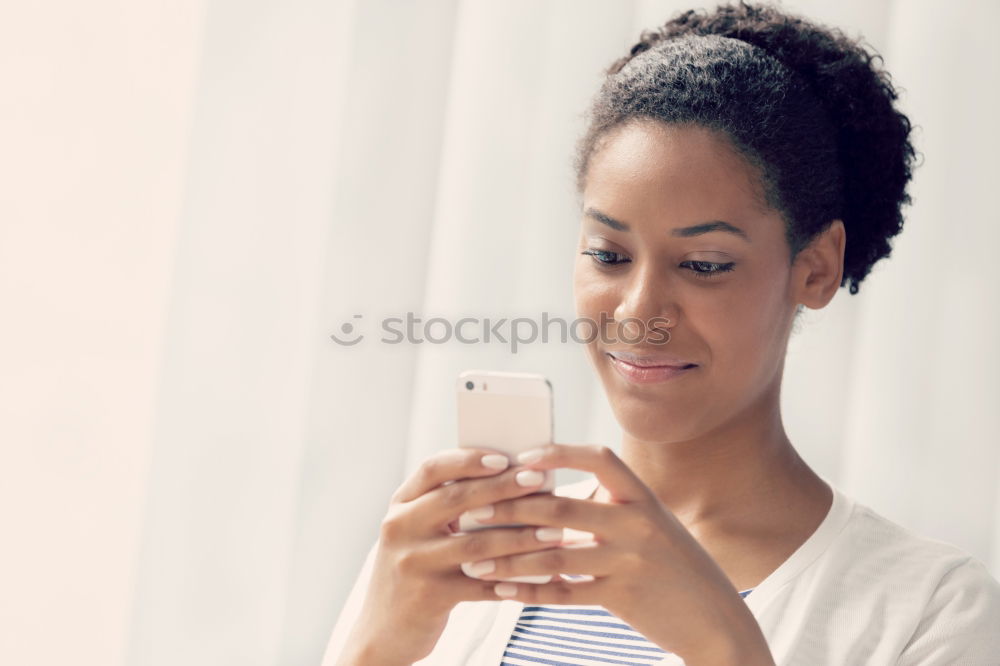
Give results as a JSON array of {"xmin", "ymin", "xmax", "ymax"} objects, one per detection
[
  {"xmin": 831, "ymin": 497, "xmax": 1000, "ymax": 663},
  {"xmin": 896, "ymin": 553, "xmax": 1000, "ymax": 664},
  {"xmin": 828, "ymin": 495, "xmax": 996, "ymax": 595},
  {"xmin": 840, "ymin": 500, "xmax": 989, "ymax": 578}
]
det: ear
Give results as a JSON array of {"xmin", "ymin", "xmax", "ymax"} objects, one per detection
[{"xmin": 793, "ymin": 219, "xmax": 846, "ymax": 310}]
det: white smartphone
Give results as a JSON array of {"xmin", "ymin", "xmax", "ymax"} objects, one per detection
[{"xmin": 456, "ymin": 369, "xmax": 555, "ymax": 584}]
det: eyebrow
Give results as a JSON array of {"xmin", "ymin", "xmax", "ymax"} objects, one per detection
[{"xmin": 583, "ymin": 207, "xmax": 751, "ymax": 243}]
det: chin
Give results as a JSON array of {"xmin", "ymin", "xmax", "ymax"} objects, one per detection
[
  {"xmin": 609, "ymin": 397, "xmax": 700, "ymax": 444},
  {"xmin": 597, "ymin": 370, "xmax": 702, "ymax": 444}
]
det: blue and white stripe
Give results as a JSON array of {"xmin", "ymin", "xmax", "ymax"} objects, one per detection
[{"xmin": 501, "ymin": 588, "xmax": 753, "ymax": 665}]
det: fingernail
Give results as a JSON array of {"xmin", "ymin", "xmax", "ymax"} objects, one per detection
[
  {"xmin": 481, "ymin": 454, "xmax": 509, "ymax": 470},
  {"xmin": 516, "ymin": 448, "xmax": 545, "ymax": 464},
  {"xmin": 515, "ymin": 469, "xmax": 545, "ymax": 487},
  {"xmin": 461, "ymin": 559, "xmax": 495, "ymax": 577},
  {"xmin": 470, "ymin": 504, "xmax": 494, "ymax": 521},
  {"xmin": 535, "ymin": 526, "xmax": 563, "ymax": 542},
  {"xmin": 494, "ymin": 582, "xmax": 518, "ymax": 597}
]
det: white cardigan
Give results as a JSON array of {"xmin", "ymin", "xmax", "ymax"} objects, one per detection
[{"xmin": 321, "ymin": 476, "xmax": 1000, "ymax": 665}]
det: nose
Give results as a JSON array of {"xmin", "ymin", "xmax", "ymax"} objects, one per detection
[{"xmin": 612, "ymin": 262, "xmax": 676, "ymax": 342}]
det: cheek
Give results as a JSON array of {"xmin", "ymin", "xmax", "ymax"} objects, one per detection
[
  {"xmin": 573, "ymin": 266, "xmax": 619, "ymax": 368},
  {"xmin": 573, "ymin": 264, "xmax": 616, "ymax": 315},
  {"xmin": 708, "ymin": 277, "xmax": 789, "ymax": 385}
]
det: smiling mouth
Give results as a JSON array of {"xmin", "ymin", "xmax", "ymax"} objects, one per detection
[
  {"xmin": 604, "ymin": 350, "xmax": 698, "ymax": 369},
  {"xmin": 606, "ymin": 354, "xmax": 698, "ymax": 384}
]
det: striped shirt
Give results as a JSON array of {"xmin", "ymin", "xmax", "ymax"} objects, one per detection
[
  {"xmin": 501, "ymin": 587, "xmax": 754, "ymax": 665},
  {"xmin": 323, "ymin": 478, "xmax": 1000, "ymax": 666}
]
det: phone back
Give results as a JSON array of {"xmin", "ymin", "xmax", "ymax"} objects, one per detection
[
  {"xmin": 456, "ymin": 370, "xmax": 555, "ymax": 532},
  {"xmin": 456, "ymin": 370, "xmax": 552, "ymax": 456},
  {"xmin": 455, "ymin": 370, "xmax": 556, "ymax": 583}
]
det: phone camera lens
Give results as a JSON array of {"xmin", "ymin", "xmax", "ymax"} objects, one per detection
[{"xmin": 465, "ymin": 381, "xmax": 474, "ymax": 390}]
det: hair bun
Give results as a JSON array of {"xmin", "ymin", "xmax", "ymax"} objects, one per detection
[{"xmin": 596, "ymin": 1, "xmax": 917, "ymax": 295}]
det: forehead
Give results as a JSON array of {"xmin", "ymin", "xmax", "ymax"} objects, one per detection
[{"xmin": 583, "ymin": 120, "xmax": 772, "ymax": 226}]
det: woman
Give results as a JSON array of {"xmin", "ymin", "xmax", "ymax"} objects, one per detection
[{"xmin": 323, "ymin": 2, "xmax": 1000, "ymax": 664}]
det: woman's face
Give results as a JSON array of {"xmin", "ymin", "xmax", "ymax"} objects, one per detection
[{"xmin": 573, "ymin": 120, "xmax": 799, "ymax": 443}]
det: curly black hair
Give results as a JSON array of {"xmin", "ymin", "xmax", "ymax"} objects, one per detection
[{"xmin": 573, "ymin": 0, "xmax": 919, "ymax": 295}]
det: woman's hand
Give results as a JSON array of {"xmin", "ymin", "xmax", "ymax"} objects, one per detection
[
  {"xmin": 463, "ymin": 443, "xmax": 776, "ymax": 666},
  {"xmin": 337, "ymin": 447, "xmax": 566, "ymax": 666}
]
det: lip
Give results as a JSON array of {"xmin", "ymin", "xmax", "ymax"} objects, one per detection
[
  {"xmin": 606, "ymin": 352, "xmax": 698, "ymax": 384},
  {"xmin": 606, "ymin": 350, "xmax": 697, "ymax": 368}
]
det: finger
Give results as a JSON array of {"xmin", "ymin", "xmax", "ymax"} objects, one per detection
[
  {"xmin": 483, "ymin": 494, "xmax": 621, "ymax": 536},
  {"xmin": 491, "ymin": 575, "xmax": 608, "ymax": 605},
  {"xmin": 440, "ymin": 570, "xmax": 526, "ymax": 603},
  {"xmin": 442, "ymin": 568, "xmax": 587, "ymax": 604},
  {"xmin": 430, "ymin": 523, "xmax": 564, "ymax": 570},
  {"xmin": 410, "ymin": 463, "xmax": 554, "ymax": 529},
  {"xmin": 393, "ymin": 448, "xmax": 512, "ymax": 503},
  {"xmin": 515, "ymin": 443, "xmax": 648, "ymax": 503},
  {"xmin": 480, "ymin": 541, "xmax": 613, "ymax": 580}
]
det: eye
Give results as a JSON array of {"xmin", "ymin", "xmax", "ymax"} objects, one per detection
[
  {"xmin": 681, "ymin": 260, "xmax": 736, "ymax": 279},
  {"xmin": 581, "ymin": 249, "xmax": 630, "ymax": 267}
]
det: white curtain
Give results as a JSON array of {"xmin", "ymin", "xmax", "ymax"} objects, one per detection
[{"xmin": 2, "ymin": 1, "xmax": 997, "ymax": 665}]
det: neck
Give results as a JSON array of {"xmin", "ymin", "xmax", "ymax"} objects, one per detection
[{"xmin": 608, "ymin": 379, "xmax": 826, "ymax": 536}]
